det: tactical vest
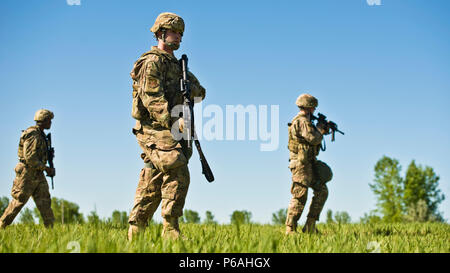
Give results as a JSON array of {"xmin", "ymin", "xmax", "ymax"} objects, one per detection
[
  {"xmin": 130, "ymin": 48, "xmax": 184, "ymax": 130},
  {"xmin": 17, "ymin": 126, "xmax": 47, "ymax": 164},
  {"xmin": 131, "ymin": 51, "xmax": 152, "ymax": 121},
  {"xmin": 287, "ymin": 114, "xmax": 303, "ymax": 154},
  {"xmin": 288, "ymin": 114, "xmax": 320, "ymax": 158}
]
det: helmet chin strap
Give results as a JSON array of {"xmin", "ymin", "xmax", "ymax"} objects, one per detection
[
  {"xmin": 166, "ymin": 42, "xmax": 180, "ymax": 50},
  {"xmin": 160, "ymin": 29, "xmax": 180, "ymax": 50},
  {"xmin": 161, "ymin": 30, "xmax": 166, "ymax": 43}
]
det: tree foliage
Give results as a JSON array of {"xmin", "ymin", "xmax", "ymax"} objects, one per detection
[
  {"xmin": 359, "ymin": 211, "xmax": 383, "ymax": 224},
  {"xmin": 368, "ymin": 156, "xmax": 445, "ymax": 223},
  {"xmin": 33, "ymin": 197, "xmax": 84, "ymax": 224},
  {"xmin": 326, "ymin": 209, "xmax": 351, "ymax": 224},
  {"xmin": 334, "ymin": 211, "xmax": 351, "ymax": 224},
  {"xmin": 403, "ymin": 161, "xmax": 445, "ymax": 221},
  {"xmin": 230, "ymin": 210, "xmax": 252, "ymax": 225},
  {"xmin": 110, "ymin": 210, "xmax": 128, "ymax": 227},
  {"xmin": 271, "ymin": 209, "xmax": 287, "ymax": 225},
  {"xmin": 203, "ymin": 211, "xmax": 217, "ymax": 225},
  {"xmin": 326, "ymin": 209, "xmax": 334, "ymax": 224},
  {"xmin": 404, "ymin": 200, "xmax": 430, "ymax": 222},
  {"xmin": 182, "ymin": 209, "xmax": 200, "ymax": 224},
  {"xmin": 19, "ymin": 208, "xmax": 35, "ymax": 224},
  {"xmin": 0, "ymin": 196, "xmax": 9, "ymax": 216},
  {"xmin": 369, "ymin": 156, "xmax": 405, "ymax": 222},
  {"xmin": 87, "ymin": 210, "xmax": 101, "ymax": 226}
]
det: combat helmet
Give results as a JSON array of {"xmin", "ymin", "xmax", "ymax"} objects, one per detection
[
  {"xmin": 313, "ymin": 160, "xmax": 333, "ymax": 186},
  {"xmin": 150, "ymin": 12, "xmax": 185, "ymax": 35},
  {"xmin": 34, "ymin": 109, "xmax": 54, "ymax": 122},
  {"xmin": 296, "ymin": 94, "xmax": 318, "ymax": 108}
]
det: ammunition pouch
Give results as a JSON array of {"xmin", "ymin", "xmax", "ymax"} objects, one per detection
[
  {"xmin": 131, "ymin": 85, "xmax": 150, "ymax": 120},
  {"xmin": 147, "ymin": 144, "xmax": 187, "ymax": 173}
]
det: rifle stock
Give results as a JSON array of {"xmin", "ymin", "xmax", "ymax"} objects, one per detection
[{"xmin": 195, "ymin": 139, "xmax": 215, "ymax": 182}]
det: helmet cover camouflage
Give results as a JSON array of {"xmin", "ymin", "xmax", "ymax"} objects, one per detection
[
  {"xmin": 150, "ymin": 12, "xmax": 185, "ymax": 35},
  {"xmin": 314, "ymin": 160, "xmax": 333, "ymax": 185},
  {"xmin": 34, "ymin": 109, "xmax": 54, "ymax": 122},
  {"xmin": 296, "ymin": 94, "xmax": 318, "ymax": 108}
]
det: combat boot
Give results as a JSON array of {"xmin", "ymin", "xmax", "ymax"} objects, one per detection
[
  {"xmin": 128, "ymin": 224, "xmax": 145, "ymax": 241},
  {"xmin": 162, "ymin": 217, "xmax": 182, "ymax": 239},
  {"xmin": 285, "ymin": 225, "xmax": 297, "ymax": 235},
  {"xmin": 302, "ymin": 217, "xmax": 320, "ymax": 234},
  {"xmin": 285, "ymin": 214, "xmax": 299, "ymax": 235}
]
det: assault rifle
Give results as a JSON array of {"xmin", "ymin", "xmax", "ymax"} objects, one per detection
[
  {"xmin": 46, "ymin": 133, "xmax": 55, "ymax": 189},
  {"xmin": 180, "ymin": 54, "xmax": 215, "ymax": 183},
  {"xmin": 311, "ymin": 113, "xmax": 344, "ymax": 142}
]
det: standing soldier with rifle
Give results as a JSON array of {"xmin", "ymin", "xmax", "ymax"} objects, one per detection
[
  {"xmin": 128, "ymin": 12, "xmax": 212, "ymax": 240},
  {"xmin": 0, "ymin": 109, "xmax": 55, "ymax": 229},
  {"xmin": 286, "ymin": 94, "xmax": 337, "ymax": 234}
]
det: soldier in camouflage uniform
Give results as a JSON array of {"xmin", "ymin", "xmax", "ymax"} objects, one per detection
[
  {"xmin": 286, "ymin": 94, "xmax": 333, "ymax": 234},
  {"xmin": 0, "ymin": 109, "xmax": 55, "ymax": 228},
  {"xmin": 127, "ymin": 12, "xmax": 206, "ymax": 240}
]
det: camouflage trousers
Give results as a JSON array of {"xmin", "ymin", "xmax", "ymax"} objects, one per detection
[
  {"xmin": 128, "ymin": 137, "xmax": 190, "ymax": 226},
  {"xmin": 286, "ymin": 163, "xmax": 328, "ymax": 227},
  {"xmin": 0, "ymin": 163, "xmax": 54, "ymax": 227},
  {"xmin": 286, "ymin": 183, "xmax": 328, "ymax": 227}
]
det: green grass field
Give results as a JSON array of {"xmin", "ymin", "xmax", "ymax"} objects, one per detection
[{"xmin": 0, "ymin": 222, "xmax": 448, "ymax": 253}]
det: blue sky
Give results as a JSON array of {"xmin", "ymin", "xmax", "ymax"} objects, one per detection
[{"xmin": 0, "ymin": 0, "xmax": 449, "ymax": 224}]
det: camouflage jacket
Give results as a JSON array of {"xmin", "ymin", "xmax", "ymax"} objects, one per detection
[
  {"xmin": 17, "ymin": 125, "xmax": 48, "ymax": 171},
  {"xmin": 131, "ymin": 46, "xmax": 205, "ymax": 150},
  {"xmin": 288, "ymin": 112, "xmax": 323, "ymax": 165}
]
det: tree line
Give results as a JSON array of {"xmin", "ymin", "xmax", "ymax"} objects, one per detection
[
  {"xmin": 0, "ymin": 197, "xmax": 259, "ymax": 226},
  {"xmin": 257, "ymin": 156, "xmax": 446, "ymax": 225},
  {"xmin": 0, "ymin": 197, "xmax": 131, "ymax": 227},
  {"xmin": 0, "ymin": 156, "xmax": 445, "ymax": 226},
  {"xmin": 361, "ymin": 156, "xmax": 445, "ymax": 223}
]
